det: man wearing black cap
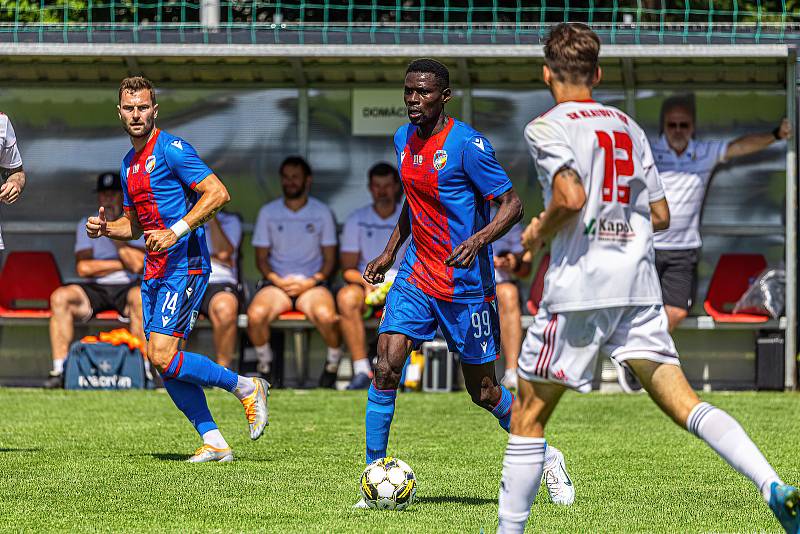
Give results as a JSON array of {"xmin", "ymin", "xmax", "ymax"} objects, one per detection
[{"xmin": 45, "ymin": 172, "xmax": 147, "ymax": 388}]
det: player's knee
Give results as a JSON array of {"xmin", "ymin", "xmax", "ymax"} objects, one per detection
[
  {"xmin": 147, "ymin": 348, "xmax": 174, "ymax": 372},
  {"xmin": 126, "ymin": 290, "xmax": 142, "ymax": 312},
  {"xmin": 496, "ymin": 283, "xmax": 518, "ymax": 307},
  {"xmin": 467, "ymin": 377, "xmax": 501, "ymax": 410},
  {"xmin": 373, "ymin": 357, "xmax": 401, "ymax": 390}
]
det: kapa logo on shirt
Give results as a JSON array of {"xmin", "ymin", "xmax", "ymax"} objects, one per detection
[
  {"xmin": 145, "ymin": 155, "xmax": 157, "ymax": 173},
  {"xmin": 433, "ymin": 150, "xmax": 448, "ymax": 170}
]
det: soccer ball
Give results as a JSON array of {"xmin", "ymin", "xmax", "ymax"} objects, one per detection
[{"xmin": 359, "ymin": 457, "xmax": 417, "ymax": 510}]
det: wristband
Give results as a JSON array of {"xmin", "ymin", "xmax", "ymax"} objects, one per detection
[
  {"xmin": 773, "ymin": 126, "xmax": 782, "ymax": 140},
  {"xmin": 169, "ymin": 219, "xmax": 190, "ymax": 239}
]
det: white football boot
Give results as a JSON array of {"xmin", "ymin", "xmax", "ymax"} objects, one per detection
[
  {"xmin": 241, "ymin": 377, "xmax": 270, "ymax": 440},
  {"xmin": 542, "ymin": 446, "xmax": 575, "ymax": 505},
  {"xmin": 187, "ymin": 444, "xmax": 234, "ymax": 463}
]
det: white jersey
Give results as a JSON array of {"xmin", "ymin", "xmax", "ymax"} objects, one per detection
[
  {"xmin": 0, "ymin": 114, "xmax": 23, "ymax": 251},
  {"xmin": 524, "ymin": 100, "xmax": 665, "ymax": 313},
  {"xmin": 205, "ymin": 211, "xmax": 242, "ymax": 285},
  {"xmin": 251, "ymin": 196, "xmax": 337, "ymax": 279},
  {"xmin": 491, "ymin": 207, "xmax": 524, "ymax": 284},
  {"xmin": 74, "ymin": 218, "xmax": 144, "ymax": 285},
  {"xmin": 340, "ymin": 203, "xmax": 404, "ymax": 279},
  {"xmin": 651, "ymin": 136, "xmax": 728, "ymax": 250}
]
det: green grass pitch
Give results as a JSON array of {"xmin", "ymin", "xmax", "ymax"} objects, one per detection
[{"xmin": 0, "ymin": 388, "xmax": 797, "ymax": 533}]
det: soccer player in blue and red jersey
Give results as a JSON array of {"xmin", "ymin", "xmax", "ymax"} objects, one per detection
[
  {"xmin": 85, "ymin": 77, "xmax": 269, "ymax": 463},
  {"xmin": 356, "ymin": 59, "xmax": 572, "ymax": 506}
]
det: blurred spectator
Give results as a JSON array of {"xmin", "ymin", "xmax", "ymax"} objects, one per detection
[
  {"xmin": 653, "ymin": 94, "xmax": 789, "ymax": 331},
  {"xmin": 46, "ymin": 173, "xmax": 145, "ymax": 388},
  {"xmin": 246, "ymin": 156, "xmax": 341, "ymax": 387},
  {"xmin": 336, "ymin": 162, "xmax": 404, "ymax": 390},
  {"xmin": 201, "ymin": 211, "xmax": 243, "ymax": 369},
  {"xmin": 492, "ymin": 212, "xmax": 530, "ymax": 390}
]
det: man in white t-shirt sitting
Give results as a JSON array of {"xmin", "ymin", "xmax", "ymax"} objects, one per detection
[
  {"xmin": 246, "ymin": 156, "xmax": 341, "ymax": 387},
  {"xmin": 492, "ymin": 216, "xmax": 531, "ymax": 391},
  {"xmin": 46, "ymin": 173, "xmax": 146, "ymax": 388},
  {"xmin": 336, "ymin": 163, "xmax": 404, "ymax": 390},
  {"xmin": 652, "ymin": 94, "xmax": 789, "ymax": 331},
  {"xmin": 201, "ymin": 211, "xmax": 243, "ymax": 369}
]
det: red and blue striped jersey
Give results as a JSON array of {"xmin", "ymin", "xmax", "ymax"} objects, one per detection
[
  {"xmin": 394, "ymin": 117, "xmax": 513, "ymax": 303},
  {"xmin": 120, "ymin": 128, "xmax": 213, "ymax": 280}
]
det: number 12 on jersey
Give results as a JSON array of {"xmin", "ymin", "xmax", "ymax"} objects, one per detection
[{"xmin": 596, "ymin": 130, "xmax": 633, "ymax": 205}]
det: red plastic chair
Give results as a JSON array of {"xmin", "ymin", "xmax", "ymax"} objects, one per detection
[
  {"xmin": 703, "ymin": 253, "xmax": 769, "ymax": 323},
  {"xmin": 0, "ymin": 251, "xmax": 62, "ymax": 317},
  {"xmin": 526, "ymin": 253, "xmax": 550, "ymax": 316}
]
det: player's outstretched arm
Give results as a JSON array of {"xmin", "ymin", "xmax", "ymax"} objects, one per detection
[
  {"xmin": 521, "ymin": 167, "xmax": 586, "ymax": 254},
  {"xmin": 725, "ymin": 117, "xmax": 790, "ymax": 160},
  {"xmin": 364, "ymin": 200, "xmax": 411, "ymax": 284},
  {"xmin": 444, "ymin": 189, "xmax": 523, "ymax": 269}
]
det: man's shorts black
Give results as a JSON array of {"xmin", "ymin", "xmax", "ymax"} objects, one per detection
[
  {"xmin": 200, "ymin": 282, "xmax": 242, "ymax": 317},
  {"xmin": 655, "ymin": 248, "xmax": 699, "ymax": 311},
  {"xmin": 78, "ymin": 282, "xmax": 136, "ymax": 320},
  {"xmin": 256, "ymin": 279, "xmax": 330, "ymax": 309}
]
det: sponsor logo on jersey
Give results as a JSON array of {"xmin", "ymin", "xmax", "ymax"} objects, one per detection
[
  {"xmin": 145, "ymin": 155, "xmax": 157, "ymax": 173},
  {"xmin": 400, "ymin": 150, "xmax": 407, "ymax": 164},
  {"xmin": 132, "ymin": 164, "xmax": 140, "ymax": 174},
  {"xmin": 480, "ymin": 341, "xmax": 488, "ymax": 353},
  {"xmin": 171, "ymin": 140, "xmax": 183, "ymax": 151},
  {"xmin": 473, "ymin": 138, "xmax": 485, "ymax": 151},
  {"xmin": 413, "ymin": 154, "xmax": 424, "ymax": 166},
  {"xmin": 162, "ymin": 315, "xmax": 170, "ymax": 327},
  {"xmin": 433, "ymin": 150, "xmax": 448, "ymax": 170},
  {"xmin": 584, "ymin": 217, "xmax": 635, "ymax": 243}
]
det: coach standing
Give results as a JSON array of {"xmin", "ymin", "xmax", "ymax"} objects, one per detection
[{"xmin": 652, "ymin": 94, "xmax": 789, "ymax": 331}]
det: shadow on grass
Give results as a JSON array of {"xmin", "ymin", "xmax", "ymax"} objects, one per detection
[
  {"xmin": 417, "ymin": 495, "xmax": 495, "ymax": 505},
  {"xmin": 0, "ymin": 447, "xmax": 41, "ymax": 453}
]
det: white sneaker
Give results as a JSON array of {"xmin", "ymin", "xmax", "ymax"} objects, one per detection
[
  {"xmin": 542, "ymin": 446, "xmax": 574, "ymax": 505},
  {"xmin": 352, "ymin": 497, "xmax": 370, "ymax": 509}
]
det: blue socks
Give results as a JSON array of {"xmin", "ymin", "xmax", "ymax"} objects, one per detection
[
  {"xmin": 161, "ymin": 375, "xmax": 218, "ymax": 436},
  {"xmin": 492, "ymin": 385, "xmax": 514, "ymax": 432},
  {"xmin": 365, "ymin": 383, "xmax": 397, "ymax": 464},
  {"xmin": 164, "ymin": 351, "xmax": 238, "ymax": 392}
]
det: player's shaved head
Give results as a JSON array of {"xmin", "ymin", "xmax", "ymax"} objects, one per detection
[
  {"xmin": 544, "ymin": 23, "xmax": 600, "ymax": 86},
  {"xmin": 406, "ymin": 59, "xmax": 450, "ymax": 91},
  {"xmin": 119, "ymin": 76, "xmax": 157, "ymax": 105}
]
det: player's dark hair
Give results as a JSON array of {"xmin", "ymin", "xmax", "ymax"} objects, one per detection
[
  {"xmin": 659, "ymin": 93, "xmax": 696, "ymax": 136},
  {"xmin": 544, "ymin": 23, "xmax": 600, "ymax": 86},
  {"xmin": 280, "ymin": 155, "xmax": 312, "ymax": 177},
  {"xmin": 368, "ymin": 162, "xmax": 400, "ymax": 184},
  {"xmin": 119, "ymin": 76, "xmax": 157, "ymax": 105},
  {"xmin": 406, "ymin": 59, "xmax": 450, "ymax": 91}
]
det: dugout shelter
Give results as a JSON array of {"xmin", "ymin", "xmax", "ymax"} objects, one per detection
[{"xmin": 0, "ymin": 41, "xmax": 795, "ymax": 389}]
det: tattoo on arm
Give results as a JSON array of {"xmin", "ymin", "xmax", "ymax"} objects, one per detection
[
  {"xmin": 192, "ymin": 207, "xmax": 221, "ymax": 229},
  {"xmin": 555, "ymin": 166, "xmax": 582, "ymax": 185}
]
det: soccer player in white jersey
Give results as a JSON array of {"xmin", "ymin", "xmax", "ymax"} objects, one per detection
[
  {"xmin": 336, "ymin": 162, "xmax": 405, "ymax": 390},
  {"xmin": 653, "ymin": 94, "xmax": 789, "ymax": 331},
  {"xmin": 0, "ymin": 113, "xmax": 27, "ymax": 246},
  {"xmin": 496, "ymin": 23, "xmax": 799, "ymax": 534}
]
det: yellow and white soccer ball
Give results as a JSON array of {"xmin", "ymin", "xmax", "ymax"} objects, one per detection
[{"xmin": 359, "ymin": 457, "xmax": 417, "ymax": 510}]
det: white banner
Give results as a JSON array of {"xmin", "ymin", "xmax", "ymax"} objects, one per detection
[{"xmin": 351, "ymin": 89, "xmax": 408, "ymax": 136}]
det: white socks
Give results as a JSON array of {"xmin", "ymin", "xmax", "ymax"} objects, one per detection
[
  {"xmin": 325, "ymin": 347, "xmax": 342, "ymax": 373},
  {"xmin": 53, "ymin": 358, "xmax": 65, "ymax": 374},
  {"xmin": 202, "ymin": 429, "xmax": 229, "ymax": 450},
  {"xmin": 255, "ymin": 343, "xmax": 272, "ymax": 373},
  {"xmin": 353, "ymin": 357, "xmax": 371, "ymax": 376},
  {"xmin": 233, "ymin": 376, "xmax": 256, "ymax": 401},
  {"xmin": 687, "ymin": 402, "xmax": 782, "ymax": 502},
  {"xmin": 497, "ymin": 435, "xmax": 546, "ymax": 534}
]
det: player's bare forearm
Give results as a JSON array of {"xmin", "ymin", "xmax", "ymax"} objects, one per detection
[
  {"xmin": 180, "ymin": 174, "xmax": 230, "ymax": 231},
  {"xmin": 76, "ymin": 259, "xmax": 126, "ymax": 278},
  {"xmin": 255, "ymin": 247, "xmax": 277, "ymax": 282},
  {"xmin": 104, "ymin": 213, "xmax": 139, "ymax": 241}
]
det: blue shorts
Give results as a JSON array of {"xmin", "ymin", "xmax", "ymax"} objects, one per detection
[
  {"xmin": 378, "ymin": 278, "xmax": 500, "ymax": 365},
  {"xmin": 141, "ymin": 274, "xmax": 209, "ymax": 340}
]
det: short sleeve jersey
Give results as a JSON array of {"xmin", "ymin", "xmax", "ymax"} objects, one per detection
[
  {"xmin": 120, "ymin": 129, "xmax": 213, "ymax": 280},
  {"xmin": 340, "ymin": 203, "xmax": 405, "ymax": 279},
  {"xmin": 650, "ymin": 136, "xmax": 728, "ymax": 250},
  {"xmin": 491, "ymin": 206, "xmax": 524, "ymax": 284},
  {"xmin": 394, "ymin": 118, "xmax": 513, "ymax": 303},
  {"xmin": 204, "ymin": 211, "xmax": 242, "ymax": 285},
  {"xmin": 251, "ymin": 197, "xmax": 337, "ymax": 279},
  {"xmin": 75, "ymin": 217, "xmax": 145, "ymax": 285},
  {"xmin": 524, "ymin": 100, "xmax": 664, "ymax": 313},
  {"xmin": 0, "ymin": 114, "xmax": 23, "ymax": 251}
]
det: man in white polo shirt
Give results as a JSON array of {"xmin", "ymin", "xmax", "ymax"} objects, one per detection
[
  {"xmin": 246, "ymin": 156, "xmax": 341, "ymax": 386},
  {"xmin": 653, "ymin": 93, "xmax": 789, "ymax": 331},
  {"xmin": 336, "ymin": 162, "xmax": 404, "ymax": 390},
  {"xmin": 201, "ymin": 211, "xmax": 243, "ymax": 369},
  {"xmin": 46, "ymin": 173, "xmax": 146, "ymax": 387}
]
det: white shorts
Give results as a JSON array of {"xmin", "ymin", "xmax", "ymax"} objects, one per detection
[{"xmin": 518, "ymin": 304, "xmax": 679, "ymax": 393}]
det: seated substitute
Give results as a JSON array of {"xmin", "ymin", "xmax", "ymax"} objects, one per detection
[
  {"xmin": 201, "ymin": 210, "xmax": 243, "ymax": 369},
  {"xmin": 46, "ymin": 172, "xmax": 146, "ymax": 388},
  {"xmin": 492, "ymin": 215, "xmax": 531, "ymax": 391},
  {"xmin": 246, "ymin": 156, "xmax": 342, "ymax": 386},
  {"xmin": 336, "ymin": 162, "xmax": 404, "ymax": 390}
]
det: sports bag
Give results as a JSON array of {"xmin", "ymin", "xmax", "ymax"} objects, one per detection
[{"xmin": 64, "ymin": 341, "xmax": 147, "ymax": 390}]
